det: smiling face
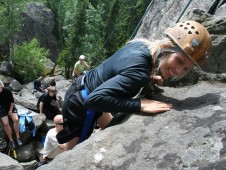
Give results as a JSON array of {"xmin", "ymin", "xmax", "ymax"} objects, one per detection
[
  {"xmin": 79, "ymin": 58, "xmax": 84, "ymax": 64},
  {"xmin": 159, "ymin": 52, "xmax": 194, "ymax": 79}
]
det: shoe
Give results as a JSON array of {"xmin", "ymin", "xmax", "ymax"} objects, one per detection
[
  {"xmin": 10, "ymin": 141, "xmax": 16, "ymax": 149},
  {"xmin": 17, "ymin": 138, "xmax": 22, "ymax": 146}
]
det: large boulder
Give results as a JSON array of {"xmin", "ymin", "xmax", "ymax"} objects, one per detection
[
  {"xmin": 14, "ymin": 2, "xmax": 59, "ymax": 63},
  {"xmin": 136, "ymin": 0, "xmax": 226, "ymax": 74},
  {"xmin": 0, "ymin": 74, "xmax": 14, "ymax": 86},
  {"xmin": 136, "ymin": 0, "xmax": 213, "ymax": 40},
  {"xmin": 10, "ymin": 79, "xmax": 23, "ymax": 92},
  {"xmin": 0, "ymin": 61, "xmax": 15, "ymax": 76},
  {"xmin": 37, "ymin": 81, "xmax": 226, "ymax": 170},
  {"xmin": 41, "ymin": 59, "xmax": 55, "ymax": 76},
  {"xmin": 19, "ymin": 160, "xmax": 38, "ymax": 170},
  {"xmin": 0, "ymin": 153, "xmax": 23, "ymax": 170}
]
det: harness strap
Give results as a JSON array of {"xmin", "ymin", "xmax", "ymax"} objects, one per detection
[
  {"xmin": 79, "ymin": 76, "xmax": 95, "ymax": 143},
  {"xmin": 81, "ymin": 76, "xmax": 89, "ymax": 99}
]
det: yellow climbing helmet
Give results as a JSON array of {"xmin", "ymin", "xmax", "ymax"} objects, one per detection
[{"xmin": 164, "ymin": 20, "xmax": 212, "ymax": 68}]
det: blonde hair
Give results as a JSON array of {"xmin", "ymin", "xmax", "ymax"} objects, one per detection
[
  {"xmin": 128, "ymin": 38, "xmax": 177, "ymax": 75},
  {"xmin": 38, "ymin": 76, "xmax": 43, "ymax": 81},
  {"xmin": 129, "ymin": 38, "xmax": 177, "ymax": 56}
]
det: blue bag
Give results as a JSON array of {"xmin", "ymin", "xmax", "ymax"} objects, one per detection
[{"xmin": 19, "ymin": 111, "xmax": 36, "ymax": 137}]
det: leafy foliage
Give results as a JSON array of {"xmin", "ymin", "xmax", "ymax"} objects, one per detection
[
  {"xmin": 81, "ymin": 2, "xmax": 107, "ymax": 66},
  {"xmin": 12, "ymin": 38, "xmax": 49, "ymax": 82},
  {"xmin": 0, "ymin": 0, "xmax": 151, "ymax": 79},
  {"xmin": 57, "ymin": 0, "xmax": 150, "ymax": 72},
  {"xmin": 0, "ymin": 0, "xmax": 22, "ymax": 44},
  {"xmin": 0, "ymin": 0, "xmax": 47, "ymax": 61}
]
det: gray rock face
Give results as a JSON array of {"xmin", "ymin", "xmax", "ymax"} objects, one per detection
[
  {"xmin": 136, "ymin": 0, "xmax": 213, "ymax": 40},
  {"xmin": 136, "ymin": 0, "xmax": 226, "ymax": 74},
  {"xmin": 0, "ymin": 153, "xmax": 23, "ymax": 170},
  {"xmin": 37, "ymin": 81, "xmax": 226, "ymax": 170},
  {"xmin": 0, "ymin": 61, "xmax": 15, "ymax": 76},
  {"xmin": 10, "ymin": 79, "xmax": 23, "ymax": 92},
  {"xmin": 15, "ymin": 2, "xmax": 58, "ymax": 62}
]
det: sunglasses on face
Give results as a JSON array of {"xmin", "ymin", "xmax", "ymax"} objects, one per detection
[{"xmin": 55, "ymin": 122, "xmax": 64, "ymax": 126}]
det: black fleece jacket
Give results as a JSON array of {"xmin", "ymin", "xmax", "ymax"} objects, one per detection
[{"xmin": 84, "ymin": 41, "xmax": 153, "ymax": 112}]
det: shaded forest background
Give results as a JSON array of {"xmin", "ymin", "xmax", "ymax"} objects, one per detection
[{"xmin": 0, "ymin": 0, "xmax": 151, "ymax": 81}]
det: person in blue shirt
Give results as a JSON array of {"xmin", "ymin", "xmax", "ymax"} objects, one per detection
[{"xmin": 57, "ymin": 20, "xmax": 212, "ymax": 150}]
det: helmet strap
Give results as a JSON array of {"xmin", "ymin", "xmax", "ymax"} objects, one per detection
[
  {"xmin": 162, "ymin": 46, "xmax": 183, "ymax": 53},
  {"xmin": 151, "ymin": 47, "xmax": 163, "ymax": 77}
]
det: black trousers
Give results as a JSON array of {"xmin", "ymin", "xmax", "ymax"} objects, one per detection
[
  {"xmin": 43, "ymin": 105, "xmax": 61, "ymax": 120},
  {"xmin": 62, "ymin": 76, "xmax": 102, "ymax": 139}
]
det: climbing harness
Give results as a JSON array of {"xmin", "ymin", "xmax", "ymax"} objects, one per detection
[{"xmin": 79, "ymin": 76, "xmax": 95, "ymax": 143}]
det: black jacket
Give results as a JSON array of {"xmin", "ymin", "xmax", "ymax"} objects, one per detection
[{"xmin": 84, "ymin": 41, "xmax": 153, "ymax": 112}]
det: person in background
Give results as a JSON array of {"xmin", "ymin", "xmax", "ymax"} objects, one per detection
[
  {"xmin": 0, "ymin": 80, "xmax": 22, "ymax": 148},
  {"xmin": 38, "ymin": 114, "xmax": 65, "ymax": 166},
  {"xmin": 37, "ymin": 86, "xmax": 61, "ymax": 120},
  {"xmin": 72, "ymin": 55, "xmax": 91, "ymax": 79},
  {"xmin": 50, "ymin": 77, "xmax": 56, "ymax": 87},
  {"xmin": 57, "ymin": 20, "xmax": 212, "ymax": 150},
  {"xmin": 33, "ymin": 76, "xmax": 45, "ymax": 93}
]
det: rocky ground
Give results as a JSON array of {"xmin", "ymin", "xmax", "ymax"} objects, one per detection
[{"xmin": 37, "ymin": 81, "xmax": 226, "ymax": 170}]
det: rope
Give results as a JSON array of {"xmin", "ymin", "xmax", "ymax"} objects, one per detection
[
  {"xmin": 102, "ymin": 0, "xmax": 139, "ymax": 48},
  {"xmin": 175, "ymin": 0, "xmax": 193, "ymax": 23},
  {"xmin": 95, "ymin": 0, "xmax": 140, "ymax": 57},
  {"xmin": 130, "ymin": 0, "xmax": 154, "ymax": 39}
]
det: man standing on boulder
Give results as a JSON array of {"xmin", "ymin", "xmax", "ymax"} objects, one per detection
[
  {"xmin": 0, "ymin": 80, "xmax": 22, "ymax": 148},
  {"xmin": 72, "ymin": 55, "xmax": 91, "ymax": 79}
]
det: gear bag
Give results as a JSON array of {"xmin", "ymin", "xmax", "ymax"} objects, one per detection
[
  {"xmin": 7, "ymin": 144, "xmax": 17, "ymax": 160},
  {"xmin": 0, "ymin": 138, "xmax": 7, "ymax": 153},
  {"xmin": 19, "ymin": 110, "xmax": 36, "ymax": 136}
]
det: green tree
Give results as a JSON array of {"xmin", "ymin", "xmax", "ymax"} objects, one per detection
[
  {"xmin": 57, "ymin": 47, "xmax": 72, "ymax": 77},
  {"xmin": 104, "ymin": 0, "xmax": 151, "ymax": 57},
  {"xmin": 61, "ymin": 0, "xmax": 89, "ymax": 78},
  {"xmin": 0, "ymin": 0, "xmax": 47, "ymax": 61},
  {"xmin": 0, "ymin": 0, "xmax": 25, "ymax": 61},
  {"xmin": 46, "ymin": 0, "xmax": 79, "ymax": 47},
  {"xmin": 12, "ymin": 38, "xmax": 49, "ymax": 82},
  {"xmin": 55, "ymin": 0, "xmax": 150, "ymax": 75},
  {"xmin": 81, "ymin": 2, "xmax": 107, "ymax": 66}
]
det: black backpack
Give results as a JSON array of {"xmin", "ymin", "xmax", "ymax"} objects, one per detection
[
  {"xmin": 0, "ymin": 138, "xmax": 7, "ymax": 153},
  {"xmin": 25, "ymin": 115, "xmax": 35, "ymax": 132}
]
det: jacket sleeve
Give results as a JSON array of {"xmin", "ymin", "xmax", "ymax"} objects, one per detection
[{"xmin": 84, "ymin": 71, "xmax": 148, "ymax": 113}]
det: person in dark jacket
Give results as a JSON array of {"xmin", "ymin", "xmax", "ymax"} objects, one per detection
[
  {"xmin": 34, "ymin": 76, "xmax": 45, "ymax": 93},
  {"xmin": 37, "ymin": 86, "xmax": 61, "ymax": 120},
  {"xmin": 0, "ymin": 80, "xmax": 22, "ymax": 148},
  {"xmin": 57, "ymin": 20, "xmax": 212, "ymax": 150}
]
